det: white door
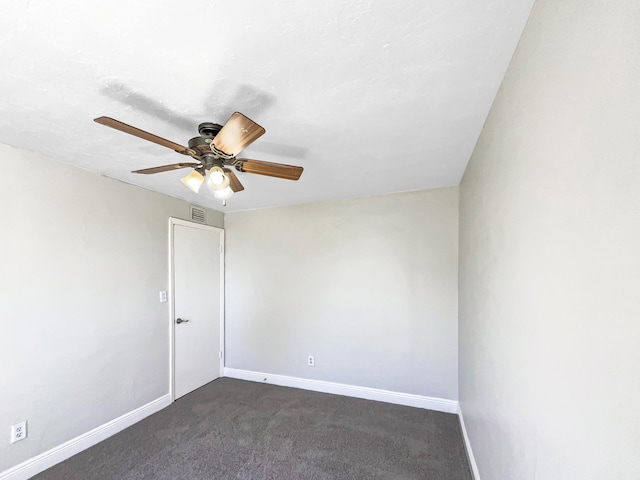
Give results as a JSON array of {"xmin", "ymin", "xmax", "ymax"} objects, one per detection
[{"xmin": 171, "ymin": 219, "xmax": 223, "ymax": 399}]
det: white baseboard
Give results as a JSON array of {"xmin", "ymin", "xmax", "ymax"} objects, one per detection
[
  {"xmin": 457, "ymin": 404, "xmax": 481, "ymax": 480},
  {"xmin": 0, "ymin": 394, "xmax": 172, "ymax": 480},
  {"xmin": 223, "ymin": 368, "xmax": 458, "ymax": 414}
]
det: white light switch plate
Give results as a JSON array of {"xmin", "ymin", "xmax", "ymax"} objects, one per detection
[{"xmin": 159, "ymin": 291, "xmax": 167, "ymax": 302}]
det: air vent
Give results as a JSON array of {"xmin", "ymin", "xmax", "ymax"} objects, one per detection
[{"xmin": 190, "ymin": 205, "xmax": 206, "ymax": 224}]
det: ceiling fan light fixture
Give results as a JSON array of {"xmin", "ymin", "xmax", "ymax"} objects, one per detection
[
  {"xmin": 206, "ymin": 167, "xmax": 230, "ymax": 191},
  {"xmin": 208, "ymin": 166, "xmax": 226, "ymax": 185},
  {"xmin": 181, "ymin": 169, "xmax": 205, "ymax": 193},
  {"xmin": 213, "ymin": 186, "xmax": 234, "ymax": 200}
]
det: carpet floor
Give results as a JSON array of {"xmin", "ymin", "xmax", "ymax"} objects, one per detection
[{"xmin": 34, "ymin": 378, "xmax": 472, "ymax": 479}]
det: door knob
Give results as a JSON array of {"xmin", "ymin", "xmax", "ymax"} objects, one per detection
[{"xmin": 176, "ymin": 318, "xmax": 190, "ymax": 324}]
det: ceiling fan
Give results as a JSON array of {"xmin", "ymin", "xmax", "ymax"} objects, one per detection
[{"xmin": 94, "ymin": 112, "xmax": 303, "ymax": 205}]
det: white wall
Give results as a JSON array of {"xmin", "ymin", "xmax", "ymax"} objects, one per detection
[
  {"xmin": 225, "ymin": 187, "xmax": 459, "ymax": 400},
  {"xmin": 0, "ymin": 143, "xmax": 222, "ymax": 473},
  {"xmin": 458, "ymin": 0, "xmax": 640, "ymax": 478}
]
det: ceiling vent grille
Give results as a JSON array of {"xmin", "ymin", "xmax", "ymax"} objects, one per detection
[{"xmin": 190, "ymin": 205, "xmax": 206, "ymax": 224}]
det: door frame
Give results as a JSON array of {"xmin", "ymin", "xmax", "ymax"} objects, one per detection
[{"xmin": 168, "ymin": 217, "xmax": 225, "ymax": 402}]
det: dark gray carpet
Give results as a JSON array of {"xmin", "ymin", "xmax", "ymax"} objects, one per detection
[{"xmin": 34, "ymin": 378, "xmax": 472, "ymax": 479}]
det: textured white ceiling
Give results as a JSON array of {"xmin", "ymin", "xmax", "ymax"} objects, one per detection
[{"xmin": 0, "ymin": 0, "xmax": 534, "ymax": 212}]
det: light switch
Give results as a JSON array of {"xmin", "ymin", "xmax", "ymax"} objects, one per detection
[{"xmin": 159, "ymin": 291, "xmax": 167, "ymax": 303}]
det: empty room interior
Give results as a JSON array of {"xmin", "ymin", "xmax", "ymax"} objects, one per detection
[{"xmin": 1, "ymin": 1, "xmax": 638, "ymax": 479}]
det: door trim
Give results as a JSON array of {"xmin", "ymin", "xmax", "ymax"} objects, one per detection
[{"xmin": 168, "ymin": 217, "xmax": 225, "ymax": 402}]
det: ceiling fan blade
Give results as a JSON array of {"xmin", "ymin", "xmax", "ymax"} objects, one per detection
[
  {"xmin": 237, "ymin": 159, "xmax": 303, "ymax": 180},
  {"xmin": 132, "ymin": 163, "xmax": 201, "ymax": 174},
  {"xmin": 94, "ymin": 116, "xmax": 192, "ymax": 154},
  {"xmin": 223, "ymin": 168, "xmax": 245, "ymax": 192},
  {"xmin": 212, "ymin": 112, "xmax": 265, "ymax": 157}
]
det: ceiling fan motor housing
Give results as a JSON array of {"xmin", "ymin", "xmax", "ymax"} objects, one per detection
[
  {"xmin": 189, "ymin": 123, "xmax": 230, "ymax": 162},
  {"xmin": 187, "ymin": 136, "xmax": 211, "ymax": 156}
]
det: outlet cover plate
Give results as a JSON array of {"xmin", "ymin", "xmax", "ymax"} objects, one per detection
[{"xmin": 10, "ymin": 421, "xmax": 27, "ymax": 443}]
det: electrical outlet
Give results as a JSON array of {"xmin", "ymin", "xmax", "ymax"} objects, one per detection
[
  {"xmin": 308, "ymin": 355, "xmax": 315, "ymax": 367},
  {"xmin": 159, "ymin": 291, "xmax": 167, "ymax": 303},
  {"xmin": 10, "ymin": 421, "xmax": 27, "ymax": 444}
]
